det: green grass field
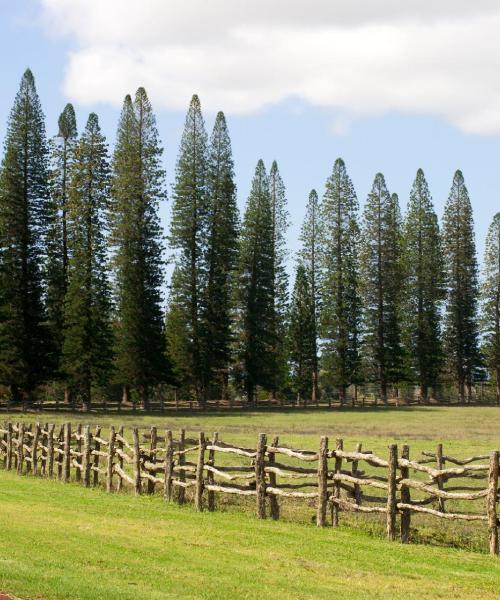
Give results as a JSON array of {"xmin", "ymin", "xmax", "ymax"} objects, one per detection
[
  {"xmin": 1, "ymin": 470, "xmax": 500, "ymax": 600},
  {"xmin": 1, "ymin": 406, "xmax": 500, "ymax": 599}
]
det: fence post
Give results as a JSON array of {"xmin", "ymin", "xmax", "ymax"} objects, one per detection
[
  {"xmin": 488, "ymin": 450, "xmax": 499, "ymax": 555},
  {"xmin": 436, "ymin": 443, "xmax": 446, "ymax": 513},
  {"xmin": 16, "ymin": 423, "xmax": 25, "ymax": 475},
  {"xmin": 75, "ymin": 423, "xmax": 82, "ymax": 482},
  {"xmin": 255, "ymin": 433, "xmax": 267, "ymax": 519},
  {"xmin": 32, "ymin": 423, "xmax": 40, "ymax": 475},
  {"xmin": 57, "ymin": 425, "xmax": 64, "ymax": 479},
  {"xmin": 62, "ymin": 422, "xmax": 71, "ymax": 483},
  {"xmin": 106, "ymin": 426, "xmax": 116, "ymax": 493},
  {"xmin": 93, "ymin": 425, "xmax": 101, "ymax": 487},
  {"xmin": 147, "ymin": 426, "xmax": 157, "ymax": 495},
  {"xmin": 400, "ymin": 444, "xmax": 411, "ymax": 543},
  {"xmin": 316, "ymin": 436, "xmax": 328, "ymax": 527},
  {"xmin": 352, "ymin": 442, "xmax": 362, "ymax": 505},
  {"xmin": 6, "ymin": 422, "xmax": 12, "ymax": 470},
  {"xmin": 194, "ymin": 432, "xmax": 206, "ymax": 511},
  {"xmin": 82, "ymin": 425, "xmax": 91, "ymax": 487},
  {"xmin": 207, "ymin": 432, "xmax": 218, "ymax": 512},
  {"xmin": 332, "ymin": 439, "xmax": 343, "ymax": 526},
  {"xmin": 268, "ymin": 435, "xmax": 280, "ymax": 520},
  {"xmin": 177, "ymin": 429, "xmax": 186, "ymax": 505},
  {"xmin": 40, "ymin": 423, "xmax": 48, "ymax": 475},
  {"xmin": 164, "ymin": 430, "xmax": 174, "ymax": 502},
  {"xmin": 132, "ymin": 427, "xmax": 142, "ymax": 495},
  {"xmin": 116, "ymin": 425, "xmax": 124, "ymax": 491},
  {"xmin": 47, "ymin": 424, "xmax": 55, "ymax": 477},
  {"xmin": 386, "ymin": 444, "xmax": 398, "ymax": 541}
]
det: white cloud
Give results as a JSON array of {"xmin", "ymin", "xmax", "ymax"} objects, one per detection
[{"xmin": 41, "ymin": 0, "xmax": 500, "ymax": 134}]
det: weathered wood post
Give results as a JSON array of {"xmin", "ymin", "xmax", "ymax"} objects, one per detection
[
  {"xmin": 62, "ymin": 422, "xmax": 71, "ymax": 483},
  {"xmin": 31, "ymin": 423, "xmax": 40, "ymax": 475},
  {"xmin": 255, "ymin": 433, "xmax": 267, "ymax": 519},
  {"xmin": 164, "ymin": 430, "xmax": 174, "ymax": 502},
  {"xmin": 316, "ymin": 436, "xmax": 329, "ymax": 527},
  {"xmin": 81, "ymin": 425, "xmax": 91, "ymax": 487},
  {"xmin": 400, "ymin": 444, "xmax": 411, "ymax": 543},
  {"xmin": 436, "ymin": 443, "xmax": 446, "ymax": 513},
  {"xmin": 207, "ymin": 432, "xmax": 218, "ymax": 512},
  {"xmin": 268, "ymin": 436, "xmax": 280, "ymax": 520},
  {"xmin": 16, "ymin": 423, "xmax": 25, "ymax": 475},
  {"xmin": 132, "ymin": 427, "xmax": 142, "ymax": 495},
  {"xmin": 177, "ymin": 429, "xmax": 186, "ymax": 505},
  {"xmin": 147, "ymin": 426, "xmax": 158, "ymax": 495},
  {"xmin": 93, "ymin": 426, "xmax": 101, "ymax": 487},
  {"xmin": 487, "ymin": 450, "xmax": 499, "ymax": 555},
  {"xmin": 116, "ymin": 425, "xmax": 124, "ymax": 491},
  {"xmin": 106, "ymin": 426, "xmax": 116, "ymax": 493},
  {"xmin": 75, "ymin": 423, "xmax": 82, "ymax": 482},
  {"xmin": 40, "ymin": 423, "xmax": 48, "ymax": 475},
  {"xmin": 332, "ymin": 438, "xmax": 343, "ymax": 526},
  {"xmin": 352, "ymin": 442, "xmax": 362, "ymax": 505},
  {"xmin": 194, "ymin": 432, "xmax": 206, "ymax": 511},
  {"xmin": 57, "ymin": 425, "xmax": 64, "ymax": 480},
  {"xmin": 47, "ymin": 424, "xmax": 55, "ymax": 477},
  {"xmin": 6, "ymin": 422, "xmax": 13, "ymax": 471},
  {"xmin": 386, "ymin": 444, "xmax": 398, "ymax": 541}
]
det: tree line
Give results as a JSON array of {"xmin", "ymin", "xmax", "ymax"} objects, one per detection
[{"xmin": 0, "ymin": 70, "xmax": 499, "ymax": 410}]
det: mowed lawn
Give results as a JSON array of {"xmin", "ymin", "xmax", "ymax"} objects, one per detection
[
  {"xmin": 1, "ymin": 470, "xmax": 500, "ymax": 600},
  {"xmin": 1, "ymin": 406, "xmax": 500, "ymax": 599}
]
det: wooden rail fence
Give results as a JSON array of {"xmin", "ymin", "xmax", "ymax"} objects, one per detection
[{"xmin": 1, "ymin": 421, "xmax": 499, "ymax": 555}]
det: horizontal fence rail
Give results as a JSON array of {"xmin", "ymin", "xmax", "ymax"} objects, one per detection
[{"xmin": 0, "ymin": 421, "xmax": 499, "ymax": 555}]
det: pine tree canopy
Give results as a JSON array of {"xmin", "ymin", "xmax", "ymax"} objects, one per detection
[
  {"xmin": 46, "ymin": 103, "xmax": 78, "ymax": 378},
  {"xmin": 481, "ymin": 212, "xmax": 500, "ymax": 400},
  {"xmin": 442, "ymin": 170, "xmax": 480, "ymax": 400},
  {"xmin": 234, "ymin": 159, "xmax": 275, "ymax": 403},
  {"xmin": 202, "ymin": 111, "xmax": 239, "ymax": 397},
  {"xmin": 268, "ymin": 160, "xmax": 290, "ymax": 397},
  {"xmin": 61, "ymin": 113, "xmax": 114, "ymax": 410},
  {"xmin": 319, "ymin": 158, "xmax": 361, "ymax": 403},
  {"xmin": 167, "ymin": 94, "xmax": 209, "ymax": 403},
  {"xmin": 401, "ymin": 169, "xmax": 444, "ymax": 397},
  {"xmin": 0, "ymin": 69, "xmax": 50, "ymax": 400},
  {"xmin": 111, "ymin": 88, "xmax": 169, "ymax": 407},
  {"xmin": 299, "ymin": 189, "xmax": 321, "ymax": 403},
  {"xmin": 359, "ymin": 173, "xmax": 403, "ymax": 401},
  {"xmin": 288, "ymin": 262, "xmax": 316, "ymax": 403}
]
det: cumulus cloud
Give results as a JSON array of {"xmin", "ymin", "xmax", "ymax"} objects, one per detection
[{"xmin": 41, "ymin": 0, "xmax": 500, "ymax": 134}]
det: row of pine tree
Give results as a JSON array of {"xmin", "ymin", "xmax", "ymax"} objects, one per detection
[{"xmin": 0, "ymin": 70, "xmax": 499, "ymax": 409}]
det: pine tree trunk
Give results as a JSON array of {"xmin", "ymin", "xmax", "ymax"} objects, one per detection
[
  {"xmin": 312, "ymin": 370, "xmax": 319, "ymax": 407},
  {"xmin": 338, "ymin": 385, "xmax": 346, "ymax": 408},
  {"xmin": 140, "ymin": 384, "xmax": 149, "ymax": 411},
  {"xmin": 246, "ymin": 381, "xmax": 254, "ymax": 406},
  {"xmin": 82, "ymin": 380, "xmax": 91, "ymax": 413},
  {"xmin": 10, "ymin": 384, "xmax": 20, "ymax": 406},
  {"xmin": 64, "ymin": 385, "xmax": 72, "ymax": 406},
  {"xmin": 458, "ymin": 379, "xmax": 465, "ymax": 403},
  {"xmin": 420, "ymin": 383, "xmax": 428, "ymax": 404},
  {"xmin": 496, "ymin": 366, "xmax": 500, "ymax": 404}
]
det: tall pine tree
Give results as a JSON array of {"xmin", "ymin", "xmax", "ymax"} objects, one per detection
[
  {"xmin": 202, "ymin": 111, "xmax": 239, "ymax": 399},
  {"xmin": 319, "ymin": 158, "xmax": 361, "ymax": 405},
  {"xmin": 401, "ymin": 169, "xmax": 444, "ymax": 400},
  {"xmin": 62, "ymin": 113, "xmax": 113, "ymax": 411},
  {"xmin": 481, "ymin": 212, "xmax": 500, "ymax": 402},
  {"xmin": 288, "ymin": 262, "xmax": 316, "ymax": 405},
  {"xmin": 46, "ymin": 103, "xmax": 77, "ymax": 393},
  {"xmin": 442, "ymin": 170, "xmax": 479, "ymax": 402},
  {"xmin": 167, "ymin": 95, "xmax": 208, "ymax": 404},
  {"xmin": 234, "ymin": 160, "xmax": 274, "ymax": 404},
  {"xmin": 268, "ymin": 161, "xmax": 290, "ymax": 399},
  {"xmin": 0, "ymin": 69, "xmax": 50, "ymax": 404},
  {"xmin": 299, "ymin": 189, "xmax": 321, "ymax": 404},
  {"xmin": 360, "ymin": 174, "xmax": 403, "ymax": 403},
  {"xmin": 110, "ymin": 88, "xmax": 168, "ymax": 409}
]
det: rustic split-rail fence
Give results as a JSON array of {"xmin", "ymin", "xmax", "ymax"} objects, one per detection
[{"xmin": 1, "ymin": 421, "xmax": 499, "ymax": 555}]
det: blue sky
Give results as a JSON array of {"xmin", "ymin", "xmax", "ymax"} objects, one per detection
[{"xmin": 1, "ymin": 0, "xmax": 499, "ymax": 266}]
